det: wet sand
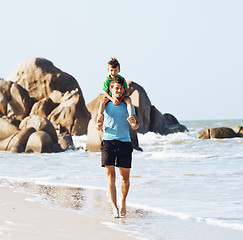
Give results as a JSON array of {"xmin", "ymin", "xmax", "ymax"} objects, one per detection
[{"xmin": 0, "ymin": 186, "xmax": 137, "ymax": 240}]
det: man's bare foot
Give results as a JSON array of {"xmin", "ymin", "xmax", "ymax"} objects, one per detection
[
  {"xmin": 120, "ymin": 202, "xmax": 126, "ymax": 217},
  {"xmin": 113, "ymin": 207, "xmax": 120, "ymax": 218},
  {"xmin": 95, "ymin": 115, "xmax": 104, "ymax": 131}
]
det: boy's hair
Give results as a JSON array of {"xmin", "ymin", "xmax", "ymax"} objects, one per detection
[
  {"xmin": 110, "ymin": 76, "xmax": 124, "ymax": 88},
  {"xmin": 108, "ymin": 58, "xmax": 120, "ymax": 69}
]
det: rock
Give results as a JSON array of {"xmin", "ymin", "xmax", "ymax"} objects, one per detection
[
  {"xmin": 197, "ymin": 127, "xmax": 238, "ymax": 139},
  {"xmin": 196, "ymin": 128, "xmax": 210, "ymax": 139},
  {"xmin": 233, "ymin": 126, "xmax": 243, "ymax": 137},
  {"xmin": 210, "ymin": 127, "xmax": 237, "ymax": 139},
  {"xmin": 53, "ymin": 133, "xmax": 75, "ymax": 152},
  {"xmin": 8, "ymin": 128, "xmax": 36, "ymax": 153},
  {"xmin": 30, "ymin": 97, "xmax": 58, "ymax": 118},
  {"xmin": 86, "ymin": 94, "xmax": 105, "ymax": 152},
  {"xmin": 48, "ymin": 88, "xmax": 91, "ymax": 135},
  {"xmin": 0, "ymin": 118, "xmax": 19, "ymax": 139},
  {"xmin": 0, "ymin": 79, "xmax": 35, "ymax": 120},
  {"xmin": 86, "ymin": 117, "xmax": 104, "ymax": 152},
  {"xmin": 7, "ymin": 57, "xmax": 82, "ymax": 100},
  {"xmin": 128, "ymin": 82, "xmax": 151, "ymax": 134},
  {"xmin": 19, "ymin": 115, "xmax": 58, "ymax": 144},
  {"xmin": 7, "ymin": 82, "xmax": 35, "ymax": 120},
  {"xmin": 149, "ymin": 105, "xmax": 166, "ymax": 134},
  {"xmin": 25, "ymin": 130, "xmax": 53, "ymax": 153},
  {"xmin": 7, "ymin": 57, "xmax": 91, "ymax": 135},
  {"xmin": 163, "ymin": 113, "xmax": 188, "ymax": 134}
]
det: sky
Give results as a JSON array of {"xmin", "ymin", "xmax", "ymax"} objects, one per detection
[{"xmin": 1, "ymin": 0, "xmax": 242, "ymax": 121}]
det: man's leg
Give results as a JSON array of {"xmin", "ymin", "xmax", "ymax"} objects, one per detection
[
  {"xmin": 105, "ymin": 166, "xmax": 119, "ymax": 218},
  {"xmin": 119, "ymin": 167, "xmax": 131, "ymax": 217}
]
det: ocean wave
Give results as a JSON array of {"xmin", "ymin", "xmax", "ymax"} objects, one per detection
[
  {"xmin": 139, "ymin": 151, "xmax": 215, "ymax": 160},
  {"xmin": 127, "ymin": 203, "xmax": 243, "ymax": 231},
  {"xmin": 197, "ymin": 217, "xmax": 243, "ymax": 231}
]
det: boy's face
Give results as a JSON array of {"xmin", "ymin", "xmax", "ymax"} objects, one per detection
[
  {"xmin": 110, "ymin": 83, "xmax": 123, "ymax": 99},
  {"xmin": 108, "ymin": 65, "xmax": 120, "ymax": 78}
]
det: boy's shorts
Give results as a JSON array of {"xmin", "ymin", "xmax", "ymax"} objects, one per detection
[{"xmin": 101, "ymin": 140, "xmax": 133, "ymax": 168}]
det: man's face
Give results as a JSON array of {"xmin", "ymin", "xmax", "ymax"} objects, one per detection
[
  {"xmin": 110, "ymin": 83, "xmax": 123, "ymax": 99},
  {"xmin": 108, "ymin": 65, "xmax": 120, "ymax": 78}
]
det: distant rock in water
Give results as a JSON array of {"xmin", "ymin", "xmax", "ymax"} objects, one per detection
[{"xmin": 196, "ymin": 126, "xmax": 242, "ymax": 139}]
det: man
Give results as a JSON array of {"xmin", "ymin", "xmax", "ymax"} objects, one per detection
[{"xmin": 96, "ymin": 76, "xmax": 139, "ymax": 218}]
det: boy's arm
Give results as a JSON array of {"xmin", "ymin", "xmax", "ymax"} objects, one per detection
[
  {"xmin": 120, "ymin": 87, "xmax": 130, "ymax": 101},
  {"xmin": 104, "ymin": 91, "xmax": 113, "ymax": 101}
]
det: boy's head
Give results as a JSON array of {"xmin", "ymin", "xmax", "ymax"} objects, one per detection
[
  {"xmin": 109, "ymin": 76, "xmax": 124, "ymax": 88},
  {"xmin": 107, "ymin": 58, "xmax": 120, "ymax": 78}
]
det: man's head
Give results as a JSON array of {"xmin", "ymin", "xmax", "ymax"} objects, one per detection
[
  {"xmin": 109, "ymin": 76, "xmax": 124, "ymax": 99},
  {"xmin": 108, "ymin": 58, "xmax": 120, "ymax": 78}
]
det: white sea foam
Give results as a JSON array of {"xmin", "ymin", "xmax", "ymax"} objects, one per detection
[
  {"xmin": 127, "ymin": 203, "xmax": 191, "ymax": 220},
  {"xmin": 197, "ymin": 217, "xmax": 243, "ymax": 231}
]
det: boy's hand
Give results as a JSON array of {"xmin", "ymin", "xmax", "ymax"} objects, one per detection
[{"xmin": 111, "ymin": 97, "xmax": 121, "ymax": 106}]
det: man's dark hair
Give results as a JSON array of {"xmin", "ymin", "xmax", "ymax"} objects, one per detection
[
  {"xmin": 110, "ymin": 76, "xmax": 124, "ymax": 88},
  {"xmin": 108, "ymin": 58, "xmax": 120, "ymax": 69}
]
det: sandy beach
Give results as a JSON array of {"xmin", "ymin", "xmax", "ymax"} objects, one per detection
[{"xmin": 0, "ymin": 186, "xmax": 137, "ymax": 240}]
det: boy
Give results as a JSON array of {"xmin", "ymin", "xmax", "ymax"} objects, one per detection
[{"xmin": 96, "ymin": 58, "xmax": 133, "ymax": 130}]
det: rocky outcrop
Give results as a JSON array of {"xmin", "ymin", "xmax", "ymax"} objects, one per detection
[
  {"xmin": 5, "ymin": 57, "xmax": 91, "ymax": 135},
  {"xmin": 0, "ymin": 116, "xmax": 74, "ymax": 153},
  {"xmin": 86, "ymin": 81, "xmax": 187, "ymax": 152},
  {"xmin": 128, "ymin": 81, "xmax": 187, "ymax": 135},
  {"xmin": 0, "ymin": 79, "xmax": 35, "ymax": 120},
  {"xmin": 196, "ymin": 127, "xmax": 240, "ymax": 139}
]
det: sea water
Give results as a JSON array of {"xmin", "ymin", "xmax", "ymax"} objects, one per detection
[{"xmin": 0, "ymin": 119, "xmax": 243, "ymax": 240}]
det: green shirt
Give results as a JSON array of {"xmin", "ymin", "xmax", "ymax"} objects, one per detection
[{"xmin": 102, "ymin": 74, "xmax": 128, "ymax": 96}]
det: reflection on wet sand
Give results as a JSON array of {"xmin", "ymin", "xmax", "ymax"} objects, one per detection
[{"xmin": 0, "ymin": 179, "xmax": 150, "ymax": 220}]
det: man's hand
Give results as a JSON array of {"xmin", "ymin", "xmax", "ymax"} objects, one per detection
[
  {"xmin": 111, "ymin": 97, "xmax": 121, "ymax": 106},
  {"xmin": 127, "ymin": 115, "xmax": 139, "ymax": 130}
]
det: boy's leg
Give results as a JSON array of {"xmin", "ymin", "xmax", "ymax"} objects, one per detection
[
  {"xmin": 98, "ymin": 97, "xmax": 109, "ymax": 116},
  {"xmin": 96, "ymin": 97, "xmax": 109, "ymax": 130},
  {"xmin": 123, "ymin": 97, "xmax": 133, "ymax": 118}
]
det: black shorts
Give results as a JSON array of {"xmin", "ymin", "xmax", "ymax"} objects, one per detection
[{"xmin": 101, "ymin": 140, "xmax": 133, "ymax": 168}]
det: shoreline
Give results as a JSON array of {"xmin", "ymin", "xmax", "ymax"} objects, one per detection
[{"xmin": 0, "ymin": 185, "xmax": 138, "ymax": 240}]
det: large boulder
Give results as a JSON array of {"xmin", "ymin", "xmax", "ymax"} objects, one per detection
[
  {"xmin": 233, "ymin": 126, "xmax": 243, "ymax": 137},
  {"xmin": 48, "ymin": 89, "xmax": 91, "ymax": 135},
  {"xmin": 7, "ymin": 57, "xmax": 91, "ymax": 135},
  {"xmin": 0, "ymin": 127, "xmax": 36, "ymax": 152},
  {"xmin": 163, "ymin": 113, "xmax": 188, "ymax": 134},
  {"xmin": 0, "ymin": 118, "xmax": 19, "ymax": 139},
  {"xmin": 19, "ymin": 115, "xmax": 58, "ymax": 144},
  {"xmin": 0, "ymin": 79, "xmax": 35, "ymax": 120},
  {"xmin": 7, "ymin": 82, "xmax": 35, "ymax": 120},
  {"xmin": 8, "ymin": 128, "xmax": 36, "ymax": 153},
  {"xmin": 196, "ymin": 128, "xmax": 210, "ymax": 139},
  {"xmin": 30, "ymin": 97, "xmax": 57, "ymax": 118},
  {"xmin": 210, "ymin": 127, "xmax": 237, "ymax": 139},
  {"xmin": 25, "ymin": 130, "xmax": 53, "ymax": 153},
  {"xmin": 149, "ymin": 105, "xmax": 166, "ymax": 134},
  {"xmin": 196, "ymin": 127, "xmax": 238, "ymax": 139},
  {"xmin": 7, "ymin": 57, "xmax": 82, "ymax": 100},
  {"xmin": 128, "ymin": 82, "xmax": 151, "ymax": 134}
]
